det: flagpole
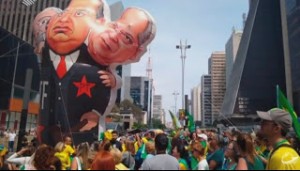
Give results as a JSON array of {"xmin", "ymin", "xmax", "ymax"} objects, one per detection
[
  {"xmin": 10, "ymin": 42, "xmax": 20, "ymax": 100},
  {"xmin": 276, "ymin": 85, "xmax": 280, "ymax": 107}
]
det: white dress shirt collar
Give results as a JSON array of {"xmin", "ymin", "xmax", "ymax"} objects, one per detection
[{"xmin": 49, "ymin": 50, "xmax": 80, "ymax": 71}]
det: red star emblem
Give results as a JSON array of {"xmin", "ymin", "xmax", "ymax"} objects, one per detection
[{"xmin": 73, "ymin": 75, "xmax": 96, "ymax": 98}]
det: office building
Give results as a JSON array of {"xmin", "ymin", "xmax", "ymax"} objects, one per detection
[
  {"xmin": 130, "ymin": 76, "xmax": 149, "ymax": 111},
  {"xmin": 209, "ymin": 52, "xmax": 226, "ymax": 122},
  {"xmin": 153, "ymin": 95, "xmax": 162, "ymax": 121},
  {"xmin": 221, "ymin": 0, "xmax": 293, "ymax": 124},
  {"xmin": 284, "ymin": 0, "xmax": 300, "ymax": 114},
  {"xmin": 225, "ymin": 29, "xmax": 242, "ymax": 88},
  {"xmin": 201, "ymin": 75, "xmax": 212, "ymax": 126},
  {"xmin": 0, "ymin": 27, "xmax": 40, "ymax": 130},
  {"xmin": 191, "ymin": 85, "xmax": 201, "ymax": 121}
]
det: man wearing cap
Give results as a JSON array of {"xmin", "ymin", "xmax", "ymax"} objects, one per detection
[{"xmin": 257, "ymin": 108, "xmax": 300, "ymax": 170}]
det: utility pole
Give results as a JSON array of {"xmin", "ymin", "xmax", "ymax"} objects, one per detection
[
  {"xmin": 16, "ymin": 69, "xmax": 33, "ymax": 151},
  {"xmin": 176, "ymin": 40, "xmax": 191, "ymax": 111}
]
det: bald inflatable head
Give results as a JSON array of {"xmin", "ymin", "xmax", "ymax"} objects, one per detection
[
  {"xmin": 88, "ymin": 7, "xmax": 156, "ymax": 65},
  {"xmin": 33, "ymin": 7, "xmax": 62, "ymax": 54},
  {"xmin": 68, "ymin": 0, "xmax": 109, "ymax": 19}
]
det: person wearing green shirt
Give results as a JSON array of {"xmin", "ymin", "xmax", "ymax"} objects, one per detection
[
  {"xmin": 235, "ymin": 133, "xmax": 264, "ymax": 170},
  {"xmin": 207, "ymin": 135, "xmax": 224, "ymax": 170}
]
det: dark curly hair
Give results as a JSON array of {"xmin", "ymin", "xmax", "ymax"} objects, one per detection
[{"xmin": 33, "ymin": 144, "xmax": 56, "ymax": 170}]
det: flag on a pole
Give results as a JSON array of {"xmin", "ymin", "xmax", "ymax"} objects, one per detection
[
  {"xmin": 169, "ymin": 110, "xmax": 182, "ymax": 130},
  {"xmin": 276, "ymin": 85, "xmax": 300, "ymax": 139},
  {"xmin": 186, "ymin": 112, "xmax": 196, "ymax": 133}
]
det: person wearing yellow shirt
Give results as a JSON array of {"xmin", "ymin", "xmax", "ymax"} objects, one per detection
[
  {"xmin": 257, "ymin": 108, "xmax": 300, "ymax": 170},
  {"xmin": 54, "ymin": 142, "xmax": 70, "ymax": 170},
  {"xmin": 63, "ymin": 136, "xmax": 75, "ymax": 155},
  {"xmin": 62, "ymin": 136, "xmax": 75, "ymax": 169}
]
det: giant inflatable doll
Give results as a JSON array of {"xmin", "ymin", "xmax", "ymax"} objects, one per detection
[{"xmin": 34, "ymin": 0, "xmax": 156, "ymax": 146}]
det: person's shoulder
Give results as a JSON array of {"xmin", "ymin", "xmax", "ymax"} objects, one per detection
[
  {"xmin": 65, "ymin": 144, "xmax": 74, "ymax": 150},
  {"xmin": 269, "ymin": 146, "xmax": 299, "ymax": 168},
  {"xmin": 160, "ymin": 154, "xmax": 179, "ymax": 163},
  {"xmin": 116, "ymin": 163, "xmax": 129, "ymax": 170},
  {"xmin": 198, "ymin": 159, "xmax": 209, "ymax": 169},
  {"xmin": 268, "ymin": 149, "xmax": 300, "ymax": 170},
  {"xmin": 273, "ymin": 145, "xmax": 298, "ymax": 157},
  {"xmin": 140, "ymin": 157, "xmax": 151, "ymax": 170},
  {"xmin": 200, "ymin": 159, "xmax": 208, "ymax": 164}
]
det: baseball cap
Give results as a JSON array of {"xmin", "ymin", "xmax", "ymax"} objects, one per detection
[
  {"xmin": 197, "ymin": 133, "xmax": 208, "ymax": 141},
  {"xmin": 257, "ymin": 108, "xmax": 292, "ymax": 130}
]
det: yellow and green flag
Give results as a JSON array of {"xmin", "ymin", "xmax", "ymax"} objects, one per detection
[
  {"xmin": 169, "ymin": 110, "xmax": 182, "ymax": 130},
  {"xmin": 276, "ymin": 85, "xmax": 300, "ymax": 139}
]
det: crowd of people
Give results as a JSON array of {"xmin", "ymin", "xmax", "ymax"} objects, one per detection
[{"xmin": 0, "ymin": 108, "xmax": 298, "ymax": 170}]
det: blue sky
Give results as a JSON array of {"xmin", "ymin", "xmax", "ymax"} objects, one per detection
[{"xmin": 107, "ymin": 0, "xmax": 249, "ymax": 122}]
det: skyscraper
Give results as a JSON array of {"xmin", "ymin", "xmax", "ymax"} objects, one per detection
[
  {"xmin": 130, "ymin": 76, "xmax": 149, "ymax": 111},
  {"xmin": 201, "ymin": 75, "xmax": 212, "ymax": 126},
  {"xmin": 191, "ymin": 85, "xmax": 201, "ymax": 121},
  {"xmin": 120, "ymin": 65, "xmax": 132, "ymax": 102},
  {"xmin": 221, "ymin": 0, "xmax": 288, "ymax": 120},
  {"xmin": 225, "ymin": 29, "xmax": 242, "ymax": 88},
  {"xmin": 209, "ymin": 52, "xmax": 226, "ymax": 122},
  {"xmin": 153, "ymin": 95, "xmax": 162, "ymax": 121},
  {"xmin": 283, "ymin": 0, "xmax": 300, "ymax": 114}
]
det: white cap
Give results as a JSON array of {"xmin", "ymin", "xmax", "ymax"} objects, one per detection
[{"xmin": 197, "ymin": 133, "xmax": 208, "ymax": 141}]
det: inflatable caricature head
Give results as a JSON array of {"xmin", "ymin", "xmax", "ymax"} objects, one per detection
[
  {"xmin": 88, "ymin": 7, "xmax": 156, "ymax": 66},
  {"xmin": 68, "ymin": 0, "xmax": 111, "ymax": 21},
  {"xmin": 33, "ymin": 7, "xmax": 62, "ymax": 55},
  {"xmin": 46, "ymin": 0, "xmax": 110, "ymax": 55}
]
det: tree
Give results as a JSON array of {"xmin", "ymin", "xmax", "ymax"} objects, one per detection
[
  {"xmin": 152, "ymin": 119, "xmax": 166, "ymax": 129},
  {"xmin": 111, "ymin": 104, "xmax": 120, "ymax": 113},
  {"xmin": 132, "ymin": 122, "xmax": 148, "ymax": 130},
  {"xmin": 119, "ymin": 99, "xmax": 144, "ymax": 123}
]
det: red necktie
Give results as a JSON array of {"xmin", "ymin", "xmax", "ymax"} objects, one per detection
[{"xmin": 57, "ymin": 56, "xmax": 67, "ymax": 79}]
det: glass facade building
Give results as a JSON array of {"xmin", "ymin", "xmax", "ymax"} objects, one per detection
[
  {"xmin": 221, "ymin": 0, "xmax": 289, "ymax": 120},
  {"xmin": 222, "ymin": 0, "xmax": 300, "ymax": 124},
  {"xmin": 284, "ymin": 0, "xmax": 300, "ymax": 114}
]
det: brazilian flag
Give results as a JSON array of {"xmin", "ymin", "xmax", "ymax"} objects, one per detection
[
  {"xmin": 276, "ymin": 85, "xmax": 300, "ymax": 140},
  {"xmin": 186, "ymin": 112, "xmax": 195, "ymax": 133}
]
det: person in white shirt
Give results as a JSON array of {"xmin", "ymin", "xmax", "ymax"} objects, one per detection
[
  {"xmin": 6, "ymin": 147, "xmax": 34, "ymax": 169},
  {"xmin": 141, "ymin": 134, "xmax": 179, "ymax": 170},
  {"xmin": 191, "ymin": 141, "xmax": 209, "ymax": 170},
  {"xmin": 7, "ymin": 129, "xmax": 16, "ymax": 152}
]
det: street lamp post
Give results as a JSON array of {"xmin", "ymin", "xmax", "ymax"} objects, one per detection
[
  {"xmin": 176, "ymin": 40, "xmax": 191, "ymax": 111},
  {"xmin": 172, "ymin": 91, "xmax": 179, "ymax": 116}
]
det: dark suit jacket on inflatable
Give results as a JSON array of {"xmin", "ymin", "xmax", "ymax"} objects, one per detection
[{"xmin": 40, "ymin": 44, "xmax": 110, "ymax": 146}]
